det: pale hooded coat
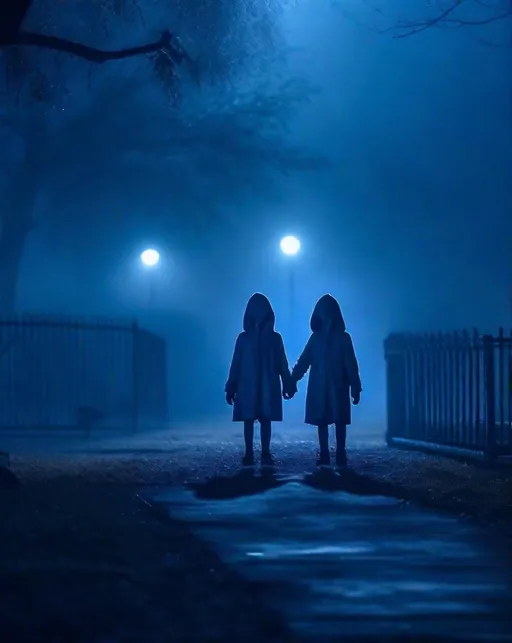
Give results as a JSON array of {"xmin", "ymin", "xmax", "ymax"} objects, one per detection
[
  {"xmin": 292, "ymin": 294, "xmax": 362, "ymax": 426},
  {"xmin": 225, "ymin": 293, "xmax": 292, "ymax": 422}
]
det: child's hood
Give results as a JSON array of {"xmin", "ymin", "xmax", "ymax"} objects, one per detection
[
  {"xmin": 243, "ymin": 293, "xmax": 276, "ymax": 332},
  {"xmin": 310, "ymin": 294, "xmax": 346, "ymax": 332}
]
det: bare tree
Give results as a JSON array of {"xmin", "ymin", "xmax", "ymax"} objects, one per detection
[
  {"xmin": 0, "ymin": 0, "xmax": 298, "ymax": 312},
  {"xmin": 0, "ymin": 0, "xmax": 193, "ymax": 313},
  {"xmin": 0, "ymin": 0, "xmax": 188, "ymax": 73},
  {"xmin": 1, "ymin": 0, "xmax": 288, "ymax": 96},
  {"xmin": 366, "ymin": 0, "xmax": 512, "ymax": 41}
]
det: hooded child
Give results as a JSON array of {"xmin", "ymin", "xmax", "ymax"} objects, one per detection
[
  {"xmin": 289, "ymin": 294, "xmax": 362, "ymax": 467},
  {"xmin": 225, "ymin": 293, "xmax": 294, "ymax": 466}
]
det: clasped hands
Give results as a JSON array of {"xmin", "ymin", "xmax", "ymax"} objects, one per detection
[
  {"xmin": 283, "ymin": 381, "xmax": 297, "ymax": 400},
  {"xmin": 228, "ymin": 387, "xmax": 360, "ymax": 405},
  {"xmin": 283, "ymin": 387, "xmax": 360, "ymax": 404},
  {"xmin": 226, "ymin": 385, "xmax": 296, "ymax": 404}
]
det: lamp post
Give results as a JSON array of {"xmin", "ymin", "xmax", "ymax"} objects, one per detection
[
  {"xmin": 140, "ymin": 248, "xmax": 160, "ymax": 306},
  {"xmin": 279, "ymin": 235, "xmax": 300, "ymax": 351}
]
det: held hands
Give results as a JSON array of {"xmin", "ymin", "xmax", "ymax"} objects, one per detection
[
  {"xmin": 352, "ymin": 390, "xmax": 361, "ymax": 405},
  {"xmin": 283, "ymin": 381, "xmax": 298, "ymax": 400}
]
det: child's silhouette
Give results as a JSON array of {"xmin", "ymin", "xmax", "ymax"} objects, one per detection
[
  {"xmin": 289, "ymin": 294, "xmax": 362, "ymax": 467},
  {"xmin": 225, "ymin": 293, "xmax": 293, "ymax": 467}
]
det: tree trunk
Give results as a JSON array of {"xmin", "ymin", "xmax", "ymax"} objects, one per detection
[
  {"xmin": 0, "ymin": 213, "xmax": 31, "ymax": 314},
  {"xmin": 0, "ymin": 154, "xmax": 39, "ymax": 315},
  {"xmin": 0, "ymin": 115, "xmax": 51, "ymax": 314}
]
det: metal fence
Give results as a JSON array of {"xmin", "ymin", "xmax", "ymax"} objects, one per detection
[
  {"xmin": 0, "ymin": 314, "xmax": 168, "ymax": 432},
  {"xmin": 384, "ymin": 330, "xmax": 512, "ymax": 463}
]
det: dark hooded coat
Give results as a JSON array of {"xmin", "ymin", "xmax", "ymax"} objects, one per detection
[
  {"xmin": 291, "ymin": 294, "xmax": 362, "ymax": 426},
  {"xmin": 225, "ymin": 293, "xmax": 292, "ymax": 422}
]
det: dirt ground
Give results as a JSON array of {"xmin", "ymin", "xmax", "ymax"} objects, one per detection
[
  {"xmin": 7, "ymin": 431, "xmax": 512, "ymax": 531},
  {"xmin": 0, "ymin": 481, "xmax": 295, "ymax": 643},
  {"xmin": 1, "ymin": 426, "xmax": 511, "ymax": 641}
]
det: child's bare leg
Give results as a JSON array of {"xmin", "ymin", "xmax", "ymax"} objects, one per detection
[
  {"xmin": 335, "ymin": 423, "xmax": 346, "ymax": 450},
  {"xmin": 335, "ymin": 423, "xmax": 347, "ymax": 466},
  {"xmin": 317, "ymin": 424, "xmax": 329, "ymax": 453},
  {"xmin": 260, "ymin": 420, "xmax": 271, "ymax": 454},
  {"xmin": 317, "ymin": 424, "xmax": 330, "ymax": 465},
  {"xmin": 243, "ymin": 420, "xmax": 255, "ymax": 463},
  {"xmin": 260, "ymin": 420, "xmax": 275, "ymax": 466}
]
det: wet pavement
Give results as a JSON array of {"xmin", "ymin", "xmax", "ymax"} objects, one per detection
[{"xmin": 150, "ymin": 468, "xmax": 512, "ymax": 642}]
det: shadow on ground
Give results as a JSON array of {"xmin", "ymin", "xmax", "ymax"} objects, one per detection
[
  {"xmin": 302, "ymin": 467, "xmax": 399, "ymax": 497},
  {"xmin": 188, "ymin": 466, "xmax": 468, "ymax": 510},
  {"xmin": 187, "ymin": 467, "xmax": 406, "ymax": 503},
  {"xmin": 188, "ymin": 468, "xmax": 287, "ymax": 500}
]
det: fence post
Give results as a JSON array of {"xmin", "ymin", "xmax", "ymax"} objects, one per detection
[
  {"xmin": 131, "ymin": 321, "xmax": 139, "ymax": 434},
  {"xmin": 482, "ymin": 334, "xmax": 496, "ymax": 464},
  {"xmin": 384, "ymin": 335, "xmax": 406, "ymax": 446}
]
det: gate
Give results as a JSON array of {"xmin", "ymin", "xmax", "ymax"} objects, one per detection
[
  {"xmin": 0, "ymin": 315, "xmax": 168, "ymax": 431},
  {"xmin": 384, "ymin": 330, "xmax": 512, "ymax": 463}
]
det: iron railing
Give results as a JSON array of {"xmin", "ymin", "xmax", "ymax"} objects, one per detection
[
  {"xmin": 0, "ymin": 314, "xmax": 168, "ymax": 432},
  {"xmin": 384, "ymin": 330, "xmax": 512, "ymax": 463}
]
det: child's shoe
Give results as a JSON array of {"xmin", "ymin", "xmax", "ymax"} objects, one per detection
[
  {"xmin": 316, "ymin": 452, "xmax": 330, "ymax": 467},
  {"xmin": 261, "ymin": 451, "xmax": 276, "ymax": 468},
  {"xmin": 242, "ymin": 452, "xmax": 255, "ymax": 467},
  {"xmin": 335, "ymin": 449, "xmax": 347, "ymax": 468}
]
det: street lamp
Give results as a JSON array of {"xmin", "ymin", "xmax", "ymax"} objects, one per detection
[
  {"xmin": 139, "ymin": 248, "xmax": 160, "ymax": 306},
  {"xmin": 140, "ymin": 248, "xmax": 160, "ymax": 267},
  {"xmin": 280, "ymin": 236, "xmax": 300, "ymax": 353},
  {"xmin": 280, "ymin": 235, "xmax": 301, "ymax": 256}
]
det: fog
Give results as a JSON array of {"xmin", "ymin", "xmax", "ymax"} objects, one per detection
[{"xmin": 1, "ymin": 0, "xmax": 510, "ymax": 429}]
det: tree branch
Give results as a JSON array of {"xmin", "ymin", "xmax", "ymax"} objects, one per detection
[
  {"xmin": 1, "ymin": 29, "xmax": 176, "ymax": 63},
  {"xmin": 387, "ymin": 1, "xmax": 464, "ymax": 38},
  {"xmin": 0, "ymin": 0, "xmax": 32, "ymax": 37},
  {"xmin": 386, "ymin": 0, "xmax": 511, "ymax": 39}
]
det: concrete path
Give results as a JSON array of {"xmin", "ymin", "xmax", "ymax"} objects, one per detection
[{"xmin": 150, "ymin": 468, "xmax": 511, "ymax": 642}]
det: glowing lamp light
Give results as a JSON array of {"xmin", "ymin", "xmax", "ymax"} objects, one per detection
[
  {"xmin": 280, "ymin": 235, "xmax": 301, "ymax": 256},
  {"xmin": 140, "ymin": 248, "xmax": 160, "ymax": 267}
]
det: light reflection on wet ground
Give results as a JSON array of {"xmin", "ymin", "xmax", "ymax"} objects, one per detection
[{"xmin": 151, "ymin": 475, "xmax": 511, "ymax": 641}]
